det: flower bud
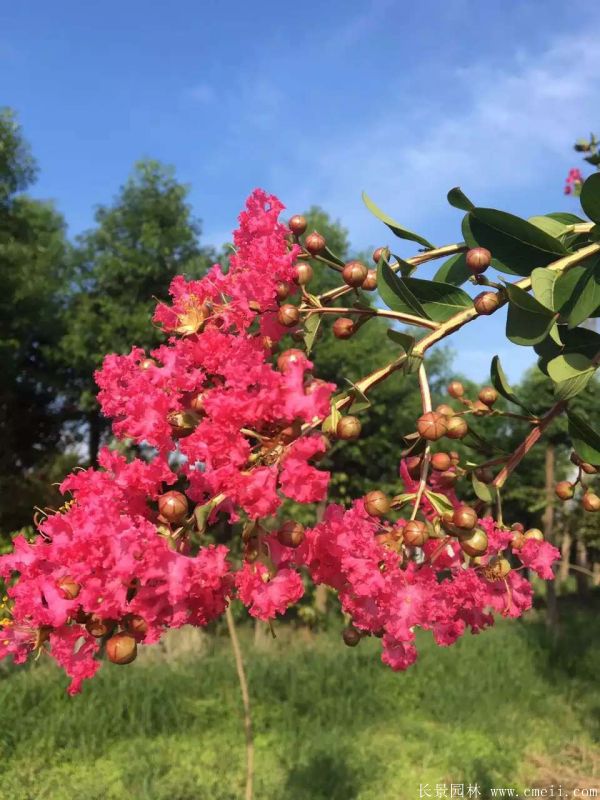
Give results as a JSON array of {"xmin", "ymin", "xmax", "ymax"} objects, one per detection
[
  {"xmin": 158, "ymin": 491, "xmax": 189, "ymax": 524},
  {"xmin": 57, "ymin": 576, "xmax": 80, "ymax": 600},
  {"xmin": 364, "ymin": 490, "xmax": 390, "ymax": 517},
  {"xmin": 466, "ymin": 247, "xmax": 492, "ymax": 275},
  {"xmin": 86, "ymin": 616, "xmax": 116, "ymax": 638},
  {"xmin": 333, "ymin": 317, "xmax": 355, "ymax": 339},
  {"xmin": 511, "ymin": 522, "xmax": 525, "ymax": 533},
  {"xmin": 447, "ymin": 381, "xmax": 464, "ymax": 398},
  {"xmin": 486, "ymin": 555, "xmax": 512, "ymax": 580},
  {"xmin": 459, "ymin": 528, "xmax": 488, "ymax": 557},
  {"xmin": 475, "ymin": 467, "xmax": 494, "ymax": 484},
  {"xmin": 581, "ymin": 462, "xmax": 598, "ymax": 475},
  {"xmin": 435, "ymin": 404, "xmax": 454, "ymax": 417},
  {"xmin": 106, "ymin": 632, "xmax": 138, "ymax": 665},
  {"xmin": 289, "ymin": 215, "xmax": 308, "ymax": 236},
  {"xmin": 277, "ymin": 349, "xmax": 304, "ymax": 372},
  {"xmin": 305, "ymin": 231, "xmax": 325, "ymax": 255},
  {"xmin": 431, "ymin": 452, "xmax": 451, "ymax": 472},
  {"xmin": 478, "ymin": 387, "xmax": 498, "ymax": 407},
  {"xmin": 342, "ymin": 626, "xmax": 361, "ymax": 647},
  {"xmin": 445, "ymin": 416, "xmax": 468, "ymax": 439},
  {"xmin": 474, "ymin": 291, "xmax": 500, "ymax": 315},
  {"xmin": 342, "ymin": 261, "xmax": 368, "ymax": 288},
  {"xmin": 524, "ymin": 528, "xmax": 544, "ymax": 542},
  {"xmin": 449, "ymin": 451, "xmax": 460, "ymax": 465},
  {"xmin": 403, "ymin": 520, "xmax": 428, "ymax": 547},
  {"xmin": 361, "ymin": 269, "xmax": 378, "ymax": 291},
  {"xmin": 452, "ymin": 505, "xmax": 478, "ymax": 531},
  {"xmin": 276, "ymin": 281, "xmax": 291, "ymax": 300},
  {"xmin": 293, "ymin": 263, "xmax": 313, "ymax": 286},
  {"xmin": 372, "ymin": 247, "xmax": 388, "ymax": 264},
  {"xmin": 277, "ymin": 521, "xmax": 305, "ymax": 547},
  {"xmin": 277, "ymin": 304, "xmax": 300, "ymax": 327},
  {"xmin": 405, "ymin": 456, "xmax": 422, "ymax": 479},
  {"xmin": 416, "ymin": 412, "xmax": 448, "ymax": 441},
  {"xmin": 555, "ymin": 481, "xmax": 574, "ymax": 501},
  {"xmin": 336, "ymin": 416, "xmax": 362, "ymax": 440},
  {"xmin": 167, "ymin": 410, "xmax": 199, "ymax": 438},
  {"xmin": 122, "ymin": 614, "xmax": 148, "ymax": 640},
  {"xmin": 582, "ymin": 492, "xmax": 600, "ymax": 512},
  {"xmin": 471, "ymin": 401, "xmax": 490, "ymax": 416}
]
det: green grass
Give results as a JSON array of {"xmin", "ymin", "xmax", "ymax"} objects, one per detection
[{"xmin": 1, "ymin": 602, "xmax": 599, "ymax": 800}]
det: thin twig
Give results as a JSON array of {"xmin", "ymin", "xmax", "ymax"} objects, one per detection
[
  {"xmin": 226, "ymin": 605, "xmax": 254, "ymax": 800},
  {"xmin": 410, "ymin": 363, "xmax": 432, "ymax": 520},
  {"xmin": 302, "ymin": 305, "xmax": 439, "ymax": 330}
]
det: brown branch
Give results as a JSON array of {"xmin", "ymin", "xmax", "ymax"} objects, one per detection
[
  {"xmin": 226, "ymin": 605, "xmax": 254, "ymax": 800},
  {"xmin": 410, "ymin": 362, "xmax": 432, "ymax": 520}
]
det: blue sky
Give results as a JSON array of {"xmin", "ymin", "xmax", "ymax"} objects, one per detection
[{"xmin": 2, "ymin": 0, "xmax": 599, "ymax": 382}]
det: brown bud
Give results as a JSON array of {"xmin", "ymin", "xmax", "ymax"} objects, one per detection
[
  {"xmin": 581, "ymin": 462, "xmax": 598, "ymax": 475},
  {"xmin": 336, "ymin": 416, "xmax": 362, "ymax": 440},
  {"xmin": 277, "ymin": 304, "xmax": 300, "ymax": 327},
  {"xmin": 555, "ymin": 481, "xmax": 574, "ymax": 501},
  {"xmin": 486, "ymin": 555, "xmax": 512, "ymax": 579},
  {"xmin": 416, "ymin": 412, "xmax": 448, "ymax": 441},
  {"xmin": 106, "ymin": 632, "xmax": 138, "ymax": 665},
  {"xmin": 85, "ymin": 616, "xmax": 116, "ymax": 638},
  {"xmin": 405, "ymin": 456, "xmax": 422, "ymax": 480},
  {"xmin": 305, "ymin": 231, "xmax": 325, "ymax": 255},
  {"xmin": 447, "ymin": 381, "xmax": 465, "ymax": 399},
  {"xmin": 437, "ymin": 470, "xmax": 458, "ymax": 489},
  {"xmin": 122, "ymin": 614, "xmax": 148, "ymax": 640},
  {"xmin": 445, "ymin": 416, "xmax": 468, "ymax": 439},
  {"xmin": 459, "ymin": 528, "xmax": 488, "ymax": 557},
  {"xmin": 342, "ymin": 261, "xmax": 368, "ymax": 288},
  {"xmin": 361, "ymin": 269, "xmax": 378, "ymax": 291},
  {"xmin": 475, "ymin": 467, "xmax": 494, "ymax": 484},
  {"xmin": 277, "ymin": 521, "xmax": 306, "ymax": 547},
  {"xmin": 582, "ymin": 492, "xmax": 600, "ymax": 512},
  {"xmin": 333, "ymin": 317, "xmax": 355, "ymax": 339},
  {"xmin": 511, "ymin": 522, "xmax": 525, "ymax": 533},
  {"xmin": 466, "ymin": 247, "xmax": 492, "ymax": 275},
  {"xmin": 372, "ymin": 246, "xmax": 388, "ymax": 264},
  {"xmin": 435, "ymin": 404, "xmax": 455, "ymax": 417},
  {"xmin": 289, "ymin": 215, "xmax": 307, "ymax": 236},
  {"xmin": 276, "ymin": 281, "xmax": 291, "ymax": 300},
  {"xmin": 158, "ymin": 491, "xmax": 189, "ymax": 524},
  {"xmin": 524, "ymin": 528, "xmax": 544, "ymax": 542},
  {"xmin": 403, "ymin": 520, "xmax": 428, "ymax": 547},
  {"xmin": 431, "ymin": 452, "xmax": 451, "ymax": 472},
  {"xmin": 57, "ymin": 576, "xmax": 80, "ymax": 600},
  {"xmin": 293, "ymin": 263, "xmax": 313, "ymax": 286},
  {"xmin": 474, "ymin": 291, "xmax": 500, "ymax": 315},
  {"xmin": 277, "ymin": 349, "xmax": 304, "ymax": 372},
  {"xmin": 449, "ymin": 451, "xmax": 460, "ymax": 465},
  {"xmin": 364, "ymin": 490, "xmax": 390, "ymax": 517},
  {"xmin": 478, "ymin": 387, "xmax": 498, "ymax": 407},
  {"xmin": 342, "ymin": 626, "xmax": 361, "ymax": 647},
  {"xmin": 167, "ymin": 410, "xmax": 198, "ymax": 438},
  {"xmin": 452, "ymin": 505, "xmax": 478, "ymax": 531}
]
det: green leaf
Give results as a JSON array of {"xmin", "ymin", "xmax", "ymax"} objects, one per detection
[
  {"xmin": 319, "ymin": 245, "xmax": 345, "ymax": 268},
  {"xmin": 433, "ymin": 252, "xmax": 471, "ymax": 286},
  {"xmin": 362, "ymin": 191, "xmax": 435, "ymax": 249},
  {"xmin": 377, "ymin": 261, "xmax": 429, "ymax": 319},
  {"xmin": 472, "ymin": 472, "xmax": 497, "ymax": 504},
  {"xmin": 546, "ymin": 212, "xmax": 586, "ymax": 225},
  {"xmin": 561, "ymin": 257, "xmax": 600, "ymax": 329},
  {"xmin": 424, "ymin": 490, "xmax": 455, "ymax": 516},
  {"xmin": 344, "ymin": 379, "xmax": 372, "ymax": 413},
  {"xmin": 402, "ymin": 277, "xmax": 472, "ymax": 322},
  {"xmin": 580, "ymin": 172, "xmax": 600, "ymax": 223},
  {"xmin": 490, "ymin": 355, "xmax": 531, "ymax": 411},
  {"xmin": 547, "ymin": 353, "xmax": 594, "ymax": 382},
  {"xmin": 467, "ymin": 207, "xmax": 568, "ymax": 276},
  {"xmin": 386, "ymin": 329, "xmax": 415, "ymax": 354},
  {"xmin": 528, "ymin": 215, "xmax": 569, "ymax": 238},
  {"xmin": 447, "ymin": 187, "xmax": 474, "ymax": 211},
  {"xmin": 530, "ymin": 267, "xmax": 558, "ymax": 310},
  {"xmin": 303, "ymin": 313, "xmax": 321, "ymax": 355},
  {"xmin": 505, "ymin": 283, "xmax": 556, "ymax": 346},
  {"xmin": 553, "ymin": 371, "xmax": 594, "ymax": 401},
  {"xmin": 568, "ymin": 410, "xmax": 600, "ymax": 465}
]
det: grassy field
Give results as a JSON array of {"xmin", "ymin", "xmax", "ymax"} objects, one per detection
[{"xmin": 0, "ymin": 599, "xmax": 598, "ymax": 800}]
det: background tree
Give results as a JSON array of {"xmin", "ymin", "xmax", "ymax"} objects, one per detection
[{"xmin": 59, "ymin": 160, "xmax": 216, "ymax": 464}]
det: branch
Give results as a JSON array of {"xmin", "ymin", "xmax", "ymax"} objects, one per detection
[
  {"xmin": 302, "ymin": 305, "xmax": 439, "ymax": 331},
  {"xmin": 226, "ymin": 605, "xmax": 254, "ymax": 800},
  {"xmin": 410, "ymin": 363, "xmax": 432, "ymax": 520}
]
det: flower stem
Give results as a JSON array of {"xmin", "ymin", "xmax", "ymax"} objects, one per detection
[{"xmin": 226, "ymin": 605, "xmax": 254, "ymax": 800}]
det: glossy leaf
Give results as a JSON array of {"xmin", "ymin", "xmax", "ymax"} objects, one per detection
[
  {"xmin": 433, "ymin": 252, "xmax": 471, "ymax": 286},
  {"xmin": 402, "ymin": 277, "xmax": 472, "ymax": 322},
  {"xmin": 472, "ymin": 472, "xmax": 496, "ymax": 504},
  {"xmin": 505, "ymin": 283, "xmax": 556, "ymax": 346},
  {"xmin": 362, "ymin": 192, "xmax": 435, "ymax": 249},
  {"xmin": 303, "ymin": 313, "xmax": 321, "ymax": 355},
  {"xmin": 468, "ymin": 207, "xmax": 568, "ymax": 276},
  {"xmin": 553, "ymin": 371, "xmax": 594, "ymax": 401},
  {"xmin": 386, "ymin": 329, "xmax": 415, "ymax": 354},
  {"xmin": 547, "ymin": 353, "xmax": 594, "ymax": 382},
  {"xmin": 530, "ymin": 267, "xmax": 558, "ymax": 310},
  {"xmin": 580, "ymin": 172, "xmax": 600, "ymax": 223},
  {"xmin": 528, "ymin": 215, "xmax": 569, "ymax": 238},
  {"xmin": 546, "ymin": 211, "xmax": 586, "ymax": 225},
  {"xmin": 490, "ymin": 355, "xmax": 531, "ymax": 411},
  {"xmin": 377, "ymin": 261, "xmax": 429, "ymax": 319},
  {"xmin": 447, "ymin": 187, "xmax": 474, "ymax": 211},
  {"xmin": 568, "ymin": 410, "xmax": 600, "ymax": 466},
  {"xmin": 560, "ymin": 257, "xmax": 600, "ymax": 329}
]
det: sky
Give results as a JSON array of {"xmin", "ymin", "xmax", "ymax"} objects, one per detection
[{"xmin": 1, "ymin": 0, "xmax": 599, "ymax": 383}]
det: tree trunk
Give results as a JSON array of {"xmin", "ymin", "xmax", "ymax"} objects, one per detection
[
  {"xmin": 88, "ymin": 410, "xmax": 102, "ymax": 467},
  {"xmin": 543, "ymin": 443, "xmax": 559, "ymax": 632},
  {"xmin": 559, "ymin": 531, "xmax": 572, "ymax": 585},
  {"xmin": 575, "ymin": 539, "xmax": 590, "ymax": 597}
]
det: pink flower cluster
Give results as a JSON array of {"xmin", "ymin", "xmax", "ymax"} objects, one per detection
[
  {"xmin": 564, "ymin": 167, "xmax": 584, "ymax": 195},
  {"xmin": 0, "ymin": 189, "xmax": 560, "ymax": 693}
]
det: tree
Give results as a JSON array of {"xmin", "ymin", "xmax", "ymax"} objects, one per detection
[
  {"xmin": 59, "ymin": 160, "xmax": 215, "ymax": 464},
  {"xmin": 0, "ymin": 109, "xmax": 70, "ymax": 534}
]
